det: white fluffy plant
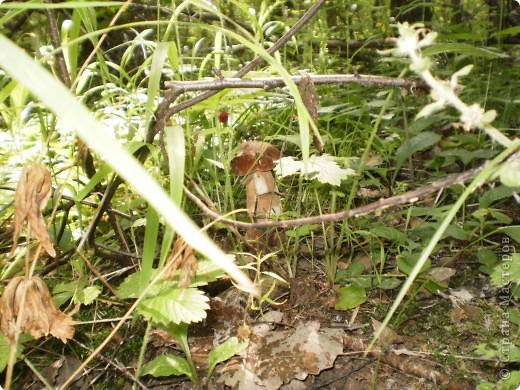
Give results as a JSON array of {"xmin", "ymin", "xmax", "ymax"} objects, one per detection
[{"xmin": 382, "ymin": 22, "xmax": 513, "ymax": 148}]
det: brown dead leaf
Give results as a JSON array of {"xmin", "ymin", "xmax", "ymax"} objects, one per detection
[
  {"xmin": 298, "ymin": 74, "xmax": 323, "ymax": 153},
  {"xmin": 76, "ymin": 137, "xmax": 96, "ymax": 179},
  {"xmin": 0, "ymin": 276, "xmax": 75, "ymax": 344},
  {"xmin": 10, "ymin": 163, "xmax": 55, "ymax": 258},
  {"xmin": 372, "ymin": 318, "xmax": 404, "ymax": 346},
  {"xmin": 163, "ymin": 237, "xmax": 198, "ymax": 287},
  {"xmin": 427, "ymin": 267, "xmax": 456, "ymax": 284},
  {"xmin": 217, "ymin": 321, "xmax": 343, "ymax": 389}
]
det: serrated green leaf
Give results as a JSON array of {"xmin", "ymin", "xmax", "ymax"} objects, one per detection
[
  {"xmin": 117, "ymin": 269, "xmax": 161, "ymax": 299},
  {"xmin": 0, "ymin": 333, "xmax": 28, "ymax": 372},
  {"xmin": 76, "ymin": 285, "xmax": 101, "ymax": 305},
  {"xmin": 141, "ymin": 355, "xmax": 192, "ymax": 378},
  {"xmin": 207, "ymin": 337, "xmax": 249, "ymax": 380},
  {"xmin": 395, "ymin": 131, "xmax": 441, "ymax": 171},
  {"xmin": 335, "ymin": 285, "xmax": 367, "ymax": 310},
  {"xmin": 138, "ymin": 287, "xmax": 210, "ymax": 325}
]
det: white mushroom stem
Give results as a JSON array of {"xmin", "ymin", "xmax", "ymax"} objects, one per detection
[{"xmin": 245, "ymin": 171, "xmax": 282, "ymax": 221}]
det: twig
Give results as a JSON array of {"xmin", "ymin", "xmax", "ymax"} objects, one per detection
[
  {"xmin": 45, "ymin": 6, "xmax": 71, "ymax": 88},
  {"xmin": 184, "ymin": 163, "xmax": 486, "ymax": 229},
  {"xmin": 342, "ymin": 334, "xmax": 450, "ymax": 385},
  {"xmin": 165, "ymin": 74, "xmax": 427, "ymax": 93}
]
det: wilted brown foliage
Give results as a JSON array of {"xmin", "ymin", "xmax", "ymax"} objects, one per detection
[
  {"xmin": 298, "ymin": 74, "xmax": 323, "ymax": 153},
  {"xmin": 163, "ymin": 237, "xmax": 198, "ymax": 288},
  {"xmin": 9, "ymin": 162, "xmax": 56, "ymax": 258},
  {"xmin": 0, "ymin": 276, "xmax": 75, "ymax": 345}
]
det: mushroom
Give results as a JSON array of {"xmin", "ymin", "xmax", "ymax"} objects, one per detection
[{"xmin": 231, "ymin": 141, "xmax": 282, "ymax": 222}]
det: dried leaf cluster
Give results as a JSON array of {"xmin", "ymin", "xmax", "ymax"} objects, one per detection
[
  {"xmin": 164, "ymin": 237, "xmax": 198, "ymax": 288},
  {"xmin": 9, "ymin": 162, "xmax": 56, "ymax": 258},
  {"xmin": 0, "ymin": 276, "xmax": 75, "ymax": 345}
]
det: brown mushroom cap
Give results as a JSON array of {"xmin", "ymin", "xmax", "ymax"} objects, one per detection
[{"xmin": 230, "ymin": 141, "xmax": 282, "ymax": 176}]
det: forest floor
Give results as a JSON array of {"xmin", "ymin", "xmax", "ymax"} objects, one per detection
[{"xmin": 138, "ymin": 240, "xmax": 511, "ymax": 389}]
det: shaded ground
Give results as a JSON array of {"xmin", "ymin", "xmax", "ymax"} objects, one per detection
[{"xmin": 5, "ymin": 231, "xmax": 517, "ymax": 389}]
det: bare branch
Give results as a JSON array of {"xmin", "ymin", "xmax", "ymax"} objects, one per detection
[
  {"xmin": 165, "ymin": 74, "xmax": 427, "ymax": 93},
  {"xmin": 185, "ymin": 163, "xmax": 486, "ymax": 230}
]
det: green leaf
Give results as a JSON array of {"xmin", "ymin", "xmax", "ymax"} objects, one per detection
[
  {"xmin": 335, "ymin": 285, "xmax": 367, "ymax": 310},
  {"xmin": 141, "ymin": 355, "xmax": 192, "ymax": 378},
  {"xmin": 145, "ymin": 42, "xmax": 170, "ymax": 129},
  {"xmin": 489, "ymin": 210, "xmax": 512, "ymax": 225},
  {"xmin": 479, "ymin": 185, "xmax": 515, "ymax": 208},
  {"xmin": 370, "ymin": 226, "xmax": 407, "ymax": 245},
  {"xmin": 141, "ymin": 207, "xmax": 160, "ymax": 288},
  {"xmin": 477, "ymin": 250, "xmax": 498, "ymax": 267},
  {"xmin": 509, "ymin": 308, "xmax": 520, "ymax": 326},
  {"xmin": 0, "ymin": 333, "xmax": 28, "ymax": 372},
  {"xmin": 422, "ymin": 43, "xmax": 507, "ymax": 59},
  {"xmin": 443, "ymin": 224, "xmax": 469, "ymax": 241},
  {"xmin": 53, "ymin": 280, "xmax": 86, "ymax": 307},
  {"xmin": 0, "ymin": 333, "xmax": 11, "ymax": 372},
  {"xmin": 491, "ymin": 253, "xmax": 520, "ymax": 287},
  {"xmin": 76, "ymin": 285, "xmax": 101, "ymax": 305},
  {"xmin": 137, "ymin": 287, "xmax": 210, "ymax": 325},
  {"xmin": 500, "ymin": 371, "xmax": 520, "ymax": 390},
  {"xmin": 380, "ymin": 277, "xmax": 402, "ymax": 290},
  {"xmin": 503, "ymin": 226, "xmax": 520, "ymax": 244},
  {"xmin": 397, "ymin": 252, "xmax": 431, "ymax": 275},
  {"xmin": 395, "ymin": 131, "xmax": 441, "ymax": 171},
  {"xmin": 499, "ymin": 160, "xmax": 520, "ymax": 189},
  {"xmin": 207, "ymin": 337, "xmax": 249, "ymax": 380},
  {"xmin": 117, "ymin": 269, "xmax": 161, "ymax": 299}
]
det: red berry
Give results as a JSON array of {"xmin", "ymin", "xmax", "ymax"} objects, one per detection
[{"xmin": 218, "ymin": 111, "xmax": 229, "ymax": 124}]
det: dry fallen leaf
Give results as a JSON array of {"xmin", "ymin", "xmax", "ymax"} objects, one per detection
[
  {"xmin": 0, "ymin": 276, "xmax": 75, "ymax": 344},
  {"xmin": 217, "ymin": 321, "xmax": 343, "ymax": 389},
  {"xmin": 163, "ymin": 237, "xmax": 198, "ymax": 288},
  {"xmin": 10, "ymin": 162, "xmax": 56, "ymax": 258},
  {"xmin": 371, "ymin": 318, "xmax": 404, "ymax": 346},
  {"xmin": 298, "ymin": 74, "xmax": 323, "ymax": 153}
]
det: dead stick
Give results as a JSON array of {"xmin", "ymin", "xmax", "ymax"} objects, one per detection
[
  {"xmin": 184, "ymin": 163, "xmax": 485, "ymax": 229},
  {"xmin": 165, "ymin": 74, "xmax": 427, "ymax": 92}
]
